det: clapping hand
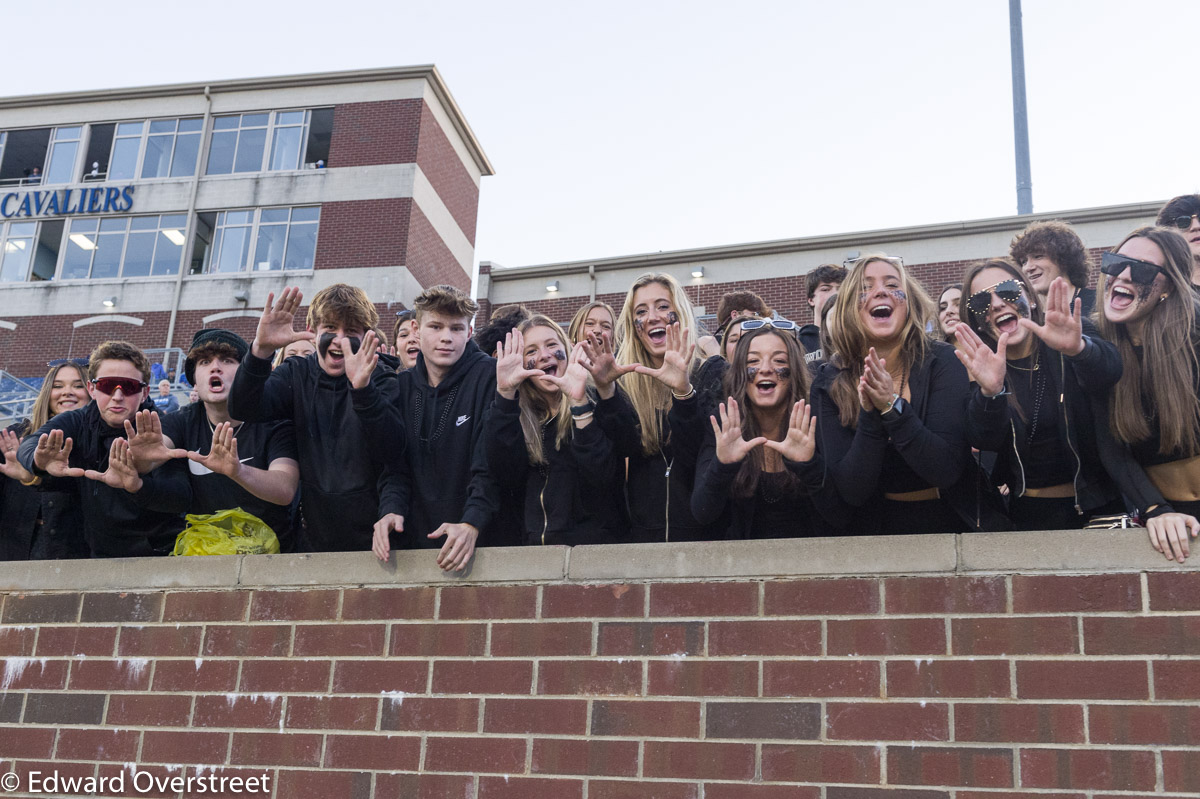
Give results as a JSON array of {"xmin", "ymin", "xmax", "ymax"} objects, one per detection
[
  {"xmin": 83, "ymin": 438, "xmax": 143, "ymax": 494},
  {"xmin": 252, "ymin": 288, "xmax": 315, "ymax": 359},
  {"xmin": 764, "ymin": 400, "xmax": 818, "ymax": 463},
  {"xmin": 710, "ymin": 398, "xmax": 767, "ymax": 465},
  {"xmin": 495, "ymin": 329, "xmax": 545, "ymax": 399},
  {"xmin": 1020, "ymin": 277, "xmax": 1084, "ymax": 356},
  {"xmin": 859, "ymin": 348, "xmax": 897, "ymax": 413},
  {"xmin": 632, "ymin": 322, "xmax": 694, "ymax": 395},
  {"xmin": 342, "ymin": 330, "xmax": 379, "ymax": 390},
  {"xmin": 953, "ymin": 323, "xmax": 1008, "ymax": 398}
]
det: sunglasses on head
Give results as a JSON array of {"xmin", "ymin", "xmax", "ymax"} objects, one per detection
[
  {"xmin": 90, "ymin": 376, "xmax": 146, "ymax": 396},
  {"xmin": 1101, "ymin": 251, "xmax": 1166, "ymax": 285},
  {"xmin": 740, "ymin": 319, "xmax": 797, "ymax": 332},
  {"xmin": 1166, "ymin": 213, "xmax": 1200, "ymax": 230},
  {"xmin": 966, "ymin": 279, "xmax": 1023, "ymax": 317}
]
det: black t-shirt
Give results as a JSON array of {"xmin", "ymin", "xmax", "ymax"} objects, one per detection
[
  {"xmin": 1008, "ymin": 356, "xmax": 1075, "ymax": 488},
  {"xmin": 162, "ymin": 404, "xmax": 298, "ymax": 549}
]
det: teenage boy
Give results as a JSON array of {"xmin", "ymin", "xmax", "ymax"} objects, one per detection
[
  {"xmin": 369, "ymin": 284, "xmax": 499, "ymax": 570},
  {"xmin": 142, "ymin": 329, "xmax": 300, "ymax": 550},
  {"xmin": 228, "ymin": 284, "xmax": 404, "ymax": 552},
  {"xmin": 798, "ymin": 264, "xmax": 845, "ymax": 367},
  {"xmin": 1010, "ymin": 220, "xmax": 1096, "ymax": 316},
  {"xmin": 16, "ymin": 341, "xmax": 188, "ymax": 557},
  {"xmin": 1156, "ymin": 194, "xmax": 1200, "ymax": 286}
]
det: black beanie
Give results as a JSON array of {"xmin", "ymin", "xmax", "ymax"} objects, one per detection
[{"xmin": 185, "ymin": 329, "xmax": 249, "ymax": 385}]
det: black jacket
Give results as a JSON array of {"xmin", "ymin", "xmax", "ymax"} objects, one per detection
[
  {"xmin": 798, "ymin": 324, "xmax": 825, "ymax": 374},
  {"xmin": 964, "ymin": 321, "xmax": 1122, "ymax": 513},
  {"xmin": 1, "ymin": 423, "xmax": 89, "ymax": 561},
  {"xmin": 16, "ymin": 402, "xmax": 188, "ymax": 557},
  {"xmin": 812, "ymin": 340, "xmax": 1008, "ymax": 533},
  {"xmin": 228, "ymin": 350, "xmax": 404, "ymax": 551},
  {"xmin": 484, "ymin": 393, "xmax": 626, "ymax": 546},
  {"xmin": 379, "ymin": 341, "xmax": 499, "ymax": 546}
]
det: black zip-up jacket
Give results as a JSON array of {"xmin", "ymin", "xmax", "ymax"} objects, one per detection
[
  {"xmin": 812, "ymin": 340, "xmax": 1008, "ymax": 532},
  {"xmin": 1, "ymin": 423, "xmax": 89, "ymax": 561},
  {"xmin": 228, "ymin": 350, "xmax": 404, "ymax": 551},
  {"xmin": 484, "ymin": 392, "xmax": 626, "ymax": 546},
  {"xmin": 377, "ymin": 341, "xmax": 500, "ymax": 546},
  {"xmin": 964, "ymin": 320, "xmax": 1122, "ymax": 512},
  {"xmin": 16, "ymin": 402, "xmax": 188, "ymax": 557}
]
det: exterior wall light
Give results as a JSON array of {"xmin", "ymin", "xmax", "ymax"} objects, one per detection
[
  {"xmin": 691, "ymin": 267, "xmax": 704, "ymax": 278},
  {"xmin": 546, "ymin": 280, "xmax": 559, "ymax": 292},
  {"xmin": 102, "ymin": 296, "xmax": 117, "ymax": 308}
]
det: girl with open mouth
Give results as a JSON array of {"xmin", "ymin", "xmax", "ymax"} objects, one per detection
[
  {"xmin": 1093, "ymin": 226, "xmax": 1200, "ymax": 562},
  {"xmin": 954, "ymin": 258, "xmax": 1125, "ymax": 531},
  {"xmin": 812, "ymin": 254, "xmax": 1005, "ymax": 534}
]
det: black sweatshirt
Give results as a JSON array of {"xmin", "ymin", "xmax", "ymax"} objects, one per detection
[
  {"xmin": 811, "ymin": 340, "xmax": 1007, "ymax": 533},
  {"xmin": 377, "ymin": 340, "xmax": 500, "ymax": 547},
  {"xmin": 1, "ymin": 422, "xmax": 89, "ymax": 561},
  {"xmin": 16, "ymin": 401, "xmax": 189, "ymax": 558},
  {"xmin": 484, "ymin": 393, "xmax": 626, "ymax": 546},
  {"xmin": 964, "ymin": 320, "xmax": 1122, "ymax": 513},
  {"xmin": 228, "ymin": 350, "xmax": 404, "ymax": 551}
]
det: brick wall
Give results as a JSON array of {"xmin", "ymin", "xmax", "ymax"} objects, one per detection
[
  {"xmin": 327, "ymin": 99, "xmax": 422, "ymax": 169},
  {"xmin": 406, "ymin": 205, "xmax": 470, "ymax": 291},
  {"xmin": 0, "ymin": 532, "xmax": 1196, "ymax": 798},
  {"xmin": 313, "ymin": 198, "xmax": 412, "ymax": 271},
  {"xmin": 416, "ymin": 102, "xmax": 480, "ymax": 246}
]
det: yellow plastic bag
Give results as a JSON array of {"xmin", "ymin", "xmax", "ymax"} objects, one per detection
[{"xmin": 171, "ymin": 507, "xmax": 280, "ymax": 556}]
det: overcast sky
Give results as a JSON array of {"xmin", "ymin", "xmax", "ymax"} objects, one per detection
[{"xmin": 4, "ymin": 0, "xmax": 1197, "ymax": 273}]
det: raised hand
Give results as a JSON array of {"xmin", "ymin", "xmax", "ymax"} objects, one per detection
[
  {"xmin": 252, "ymin": 287, "xmax": 315, "ymax": 358},
  {"xmin": 544, "ymin": 344, "xmax": 591, "ymax": 403},
  {"xmin": 495, "ymin": 329, "xmax": 544, "ymax": 399},
  {"xmin": 0, "ymin": 430, "xmax": 34, "ymax": 483},
  {"xmin": 1020, "ymin": 277, "xmax": 1084, "ymax": 356},
  {"xmin": 711, "ymin": 398, "xmax": 767, "ymax": 465},
  {"xmin": 860, "ymin": 348, "xmax": 897, "ymax": 412},
  {"xmin": 953, "ymin": 323, "xmax": 1008, "ymax": 398},
  {"xmin": 632, "ymin": 322, "xmax": 694, "ymax": 395},
  {"xmin": 1147, "ymin": 512, "xmax": 1200, "ymax": 563},
  {"xmin": 124, "ymin": 410, "xmax": 187, "ymax": 474},
  {"xmin": 580, "ymin": 330, "xmax": 635, "ymax": 397},
  {"xmin": 83, "ymin": 438, "xmax": 143, "ymax": 494},
  {"xmin": 186, "ymin": 421, "xmax": 242, "ymax": 478},
  {"xmin": 371, "ymin": 513, "xmax": 404, "ymax": 562},
  {"xmin": 342, "ymin": 330, "xmax": 379, "ymax": 390},
  {"xmin": 33, "ymin": 429, "xmax": 83, "ymax": 478},
  {"xmin": 764, "ymin": 400, "xmax": 818, "ymax": 463}
]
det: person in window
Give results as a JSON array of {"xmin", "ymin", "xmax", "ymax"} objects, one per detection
[
  {"xmin": 1155, "ymin": 194, "xmax": 1200, "ymax": 287},
  {"xmin": 153, "ymin": 380, "xmax": 180, "ymax": 414},
  {"xmin": 485, "ymin": 316, "xmax": 626, "ymax": 545},
  {"xmin": 392, "ymin": 310, "xmax": 421, "ymax": 371},
  {"xmin": 15, "ymin": 341, "xmax": 189, "ymax": 557},
  {"xmin": 935, "ymin": 284, "xmax": 963, "ymax": 346},
  {"xmin": 0, "ymin": 361, "xmax": 91, "ymax": 560},
  {"xmin": 954, "ymin": 259, "xmax": 1124, "ymax": 530},
  {"xmin": 369, "ymin": 285, "xmax": 502, "ymax": 569},
  {"xmin": 228, "ymin": 284, "xmax": 404, "ymax": 552},
  {"xmin": 692, "ymin": 321, "xmax": 846, "ymax": 538},
  {"xmin": 24, "ymin": 167, "xmax": 40, "ymax": 185},
  {"xmin": 567, "ymin": 301, "xmax": 617, "ymax": 345},
  {"xmin": 1010, "ymin": 220, "xmax": 1097, "ymax": 317},
  {"xmin": 588, "ymin": 272, "xmax": 726, "ymax": 542},
  {"xmin": 1093, "ymin": 226, "xmax": 1200, "ymax": 561},
  {"xmin": 812, "ymin": 254, "xmax": 998, "ymax": 535}
]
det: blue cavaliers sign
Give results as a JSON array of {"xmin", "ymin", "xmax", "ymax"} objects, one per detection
[{"xmin": 0, "ymin": 185, "xmax": 135, "ymax": 219}]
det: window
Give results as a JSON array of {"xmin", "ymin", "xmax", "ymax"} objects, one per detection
[
  {"xmin": 0, "ymin": 219, "xmax": 63, "ymax": 282},
  {"xmin": 206, "ymin": 109, "xmax": 331, "ymax": 175},
  {"xmin": 60, "ymin": 214, "xmax": 186, "ymax": 280},
  {"xmin": 83, "ymin": 124, "xmax": 114, "ymax": 181},
  {"xmin": 141, "ymin": 118, "xmax": 202, "ymax": 179},
  {"xmin": 108, "ymin": 121, "xmax": 144, "ymax": 181},
  {"xmin": 0, "ymin": 129, "xmax": 50, "ymax": 185},
  {"xmin": 44, "ymin": 127, "xmax": 82, "ymax": 185},
  {"xmin": 201, "ymin": 206, "xmax": 320, "ymax": 273}
]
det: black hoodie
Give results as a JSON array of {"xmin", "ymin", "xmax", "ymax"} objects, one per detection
[
  {"xmin": 17, "ymin": 401, "xmax": 188, "ymax": 558},
  {"xmin": 484, "ymin": 392, "xmax": 626, "ymax": 546},
  {"xmin": 377, "ymin": 340, "xmax": 500, "ymax": 546},
  {"xmin": 228, "ymin": 350, "xmax": 404, "ymax": 551}
]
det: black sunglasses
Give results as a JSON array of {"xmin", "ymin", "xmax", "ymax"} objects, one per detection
[
  {"xmin": 966, "ymin": 279, "xmax": 1023, "ymax": 317},
  {"xmin": 1167, "ymin": 213, "xmax": 1199, "ymax": 231},
  {"xmin": 1101, "ymin": 251, "xmax": 1166, "ymax": 285}
]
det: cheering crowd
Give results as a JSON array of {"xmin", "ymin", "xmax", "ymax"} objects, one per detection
[{"xmin": 4, "ymin": 193, "xmax": 1200, "ymax": 566}]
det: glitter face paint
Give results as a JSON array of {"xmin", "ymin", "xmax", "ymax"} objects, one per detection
[
  {"xmin": 746, "ymin": 365, "xmax": 791, "ymax": 381},
  {"xmin": 667, "ymin": 311, "xmax": 678, "ymax": 325},
  {"xmin": 889, "ymin": 289, "xmax": 907, "ymax": 303},
  {"xmin": 525, "ymin": 359, "xmax": 537, "ymax": 371},
  {"xmin": 552, "ymin": 349, "xmax": 566, "ymax": 362}
]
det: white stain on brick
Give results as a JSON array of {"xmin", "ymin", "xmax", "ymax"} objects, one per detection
[
  {"xmin": 1, "ymin": 657, "xmax": 46, "ymax": 690},
  {"xmin": 382, "ymin": 690, "xmax": 405, "ymax": 706}
]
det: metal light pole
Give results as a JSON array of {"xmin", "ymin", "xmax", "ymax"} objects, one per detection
[{"xmin": 1010, "ymin": 0, "xmax": 1033, "ymax": 215}]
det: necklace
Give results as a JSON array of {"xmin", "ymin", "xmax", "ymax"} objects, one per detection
[
  {"xmin": 206, "ymin": 415, "xmax": 244, "ymax": 439},
  {"xmin": 1023, "ymin": 349, "xmax": 1046, "ymax": 445}
]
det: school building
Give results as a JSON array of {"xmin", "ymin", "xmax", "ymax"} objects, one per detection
[{"xmin": 0, "ymin": 66, "xmax": 492, "ymax": 379}]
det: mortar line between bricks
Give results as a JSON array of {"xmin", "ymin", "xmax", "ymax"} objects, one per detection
[
  {"xmin": 1156, "ymin": 748, "xmax": 1165, "ymax": 792},
  {"xmin": 1141, "ymin": 571, "xmax": 1151, "ymax": 613}
]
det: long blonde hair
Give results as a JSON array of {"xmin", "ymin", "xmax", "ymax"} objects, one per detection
[
  {"xmin": 567, "ymin": 301, "xmax": 617, "ymax": 344},
  {"xmin": 1096, "ymin": 226, "xmax": 1200, "ymax": 456},
  {"xmin": 517, "ymin": 316, "xmax": 575, "ymax": 465},
  {"xmin": 614, "ymin": 273, "xmax": 702, "ymax": 454},
  {"xmin": 21, "ymin": 363, "xmax": 87, "ymax": 437},
  {"xmin": 827, "ymin": 254, "xmax": 934, "ymax": 427}
]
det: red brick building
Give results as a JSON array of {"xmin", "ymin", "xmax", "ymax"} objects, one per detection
[{"xmin": 0, "ymin": 66, "xmax": 491, "ymax": 378}]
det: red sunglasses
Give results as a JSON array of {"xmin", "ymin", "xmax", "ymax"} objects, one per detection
[{"xmin": 90, "ymin": 376, "xmax": 146, "ymax": 396}]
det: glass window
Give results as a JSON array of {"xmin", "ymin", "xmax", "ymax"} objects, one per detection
[
  {"xmin": 0, "ymin": 222, "xmax": 37, "ymax": 282},
  {"xmin": 285, "ymin": 209, "xmax": 320, "ymax": 270},
  {"xmin": 207, "ymin": 110, "xmax": 318, "ymax": 175},
  {"xmin": 31, "ymin": 220, "xmax": 63, "ymax": 281},
  {"xmin": 141, "ymin": 117, "xmax": 203, "ymax": 179},
  {"xmin": 45, "ymin": 127, "xmax": 82, "ymax": 185},
  {"xmin": 202, "ymin": 206, "xmax": 320, "ymax": 273},
  {"xmin": 269, "ymin": 110, "xmax": 308, "ymax": 171},
  {"xmin": 0, "ymin": 132, "xmax": 7, "ymax": 177},
  {"xmin": 56, "ymin": 214, "xmax": 186, "ymax": 279},
  {"xmin": 109, "ymin": 122, "xmax": 143, "ymax": 181}
]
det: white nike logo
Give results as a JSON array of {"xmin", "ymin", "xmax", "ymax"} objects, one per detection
[
  {"xmin": 189, "ymin": 457, "xmax": 254, "ymax": 476},
  {"xmin": 456, "ymin": 415, "xmax": 470, "ymax": 427}
]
